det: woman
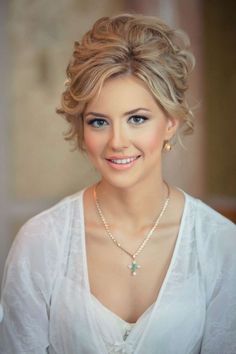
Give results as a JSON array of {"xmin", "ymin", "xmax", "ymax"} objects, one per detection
[{"xmin": 0, "ymin": 13, "xmax": 235, "ymax": 354}]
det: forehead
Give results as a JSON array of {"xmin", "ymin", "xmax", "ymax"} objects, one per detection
[{"xmin": 84, "ymin": 75, "xmax": 160, "ymax": 114}]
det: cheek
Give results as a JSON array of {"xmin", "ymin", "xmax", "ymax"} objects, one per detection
[
  {"xmin": 140, "ymin": 128, "xmax": 165, "ymax": 154},
  {"xmin": 83, "ymin": 131, "xmax": 104, "ymax": 156}
]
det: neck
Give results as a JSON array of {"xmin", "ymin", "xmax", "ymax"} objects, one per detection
[{"xmin": 94, "ymin": 177, "xmax": 168, "ymax": 232}]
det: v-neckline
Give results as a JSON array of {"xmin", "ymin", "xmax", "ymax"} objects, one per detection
[
  {"xmin": 90, "ymin": 292, "xmax": 154, "ymax": 326},
  {"xmin": 80, "ymin": 187, "xmax": 188, "ymax": 328}
]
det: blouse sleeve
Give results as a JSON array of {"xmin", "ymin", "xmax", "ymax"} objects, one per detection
[
  {"xmin": 0, "ymin": 211, "xmax": 61, "ymax": 354},
  {"xmin": 199, "ymin": 211, "xmax": 236, "ymax": 354}
]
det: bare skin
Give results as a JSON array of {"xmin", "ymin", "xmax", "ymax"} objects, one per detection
[{"xmin": 84, "ymin": 185, "xmax": 185, "ymax": 324}]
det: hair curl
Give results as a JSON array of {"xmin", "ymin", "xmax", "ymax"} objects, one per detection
[{"xmin": 57, "ymin": 13, "xmax": 195, "ymax": 150}]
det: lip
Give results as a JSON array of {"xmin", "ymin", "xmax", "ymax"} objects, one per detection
[
  {"xmin": 105, "ymin": 155, "xmax": 141, "ymax": 170},
  {"xmin": 106, "ymin": 155, "xmax": 140, "ymax": 160}
]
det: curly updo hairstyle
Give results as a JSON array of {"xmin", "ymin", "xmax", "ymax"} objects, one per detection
[{"xmin": 57, "ymin": 13, "xmax": 195, "ymax": 150}]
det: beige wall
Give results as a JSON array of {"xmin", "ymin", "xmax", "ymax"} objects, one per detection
[{"xmin": 10, "ymin": 0, "xmax": 125, "ymax": 201}]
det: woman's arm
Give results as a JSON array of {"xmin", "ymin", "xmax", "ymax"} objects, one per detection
[
  {"xmin": 200, "ymin": 218, "xmax": 236, "ymax": 353},
  {"xmin": 0, "ymin": 212, "xmax": 60, "ymax": 354}
]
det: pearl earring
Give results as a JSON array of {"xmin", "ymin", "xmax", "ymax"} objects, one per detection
[{"xmin": 163, "ymin": 141, "xmax": 172, "ymax": 152}]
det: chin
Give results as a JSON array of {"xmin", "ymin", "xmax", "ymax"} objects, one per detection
[{"xmin": 98, "ymin": 173, "xmax": 136, "ymax": 190}]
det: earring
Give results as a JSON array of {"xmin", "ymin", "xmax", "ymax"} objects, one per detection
[{"xmin": 163, "ymin": 141, "xmax": 172, "ymax": 152}]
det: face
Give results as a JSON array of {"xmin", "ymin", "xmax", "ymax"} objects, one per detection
[{"xmin": 83, "ymin": 75, "xmax": 178, "ymax": 189}]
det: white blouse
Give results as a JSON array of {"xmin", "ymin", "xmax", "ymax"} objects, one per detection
[
  {"xmin": 0, "ymin": 189, "xmax": 236, "ymax": 354},
  {"xmin": 91, "ymin": 294, "xmax": 137, "ymax": 345}
]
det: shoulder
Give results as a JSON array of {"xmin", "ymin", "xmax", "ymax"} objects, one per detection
[
  {"xmin": 183, "ymin": 192, "xmax": 236, "ymax": 264},
  {"xmin": 186, "ymin": 193, "xmax": 235, "ymax": 238},
  {"xmin": 5, "ymin": 189, "xmax": 85, "ymax": 273},
  {"xmin": 182, "ymin": 193, "xmax": 236, "ymax": 302},
  {"xmin": 18, "ymin": 189, "xmax": 84, "ymax": 240},
  {"xmin": 1, "ymin": 189, "xmax": 85, "ymax": 301}
]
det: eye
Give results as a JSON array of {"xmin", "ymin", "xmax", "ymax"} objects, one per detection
[
  {"xmin": 86, "ymin": 118, "xmax": 108, "ymax": 128},
  {"xmin": 128, "ymin": 115, "xmax": 148, "ymax": 125}
]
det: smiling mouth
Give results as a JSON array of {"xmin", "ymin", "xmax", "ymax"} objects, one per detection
[{"xmin": 106, "ymin": 156, "xmax": 141, "ymax": 165}]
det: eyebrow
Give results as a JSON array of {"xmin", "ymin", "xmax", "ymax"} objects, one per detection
[{"xmin": 84, "ymin": 108, "xmax": 151, "ymax": 118}]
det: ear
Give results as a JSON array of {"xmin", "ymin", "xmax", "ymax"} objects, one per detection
[{"xmin": 165, "ymin": 116, "xmax": 179, "ymax": 140}]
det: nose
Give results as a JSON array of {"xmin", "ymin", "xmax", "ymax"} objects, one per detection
[{"xmin": 109, "ymin": 123, "xmax": 129, "ymax": 150}]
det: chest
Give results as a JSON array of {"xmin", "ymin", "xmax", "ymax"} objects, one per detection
[
  {"xmin": 85, "ymin": 224, "xmax": 179, "ymax": 323},
  {"xmin": 49, "ymin": 196, "xmax": 206, "ymax": 353},
  {"xmin": 51, "ymin": 251, "xmax": 205, "ymax": 354}
]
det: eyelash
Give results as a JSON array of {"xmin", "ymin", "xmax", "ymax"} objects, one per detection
[
  {"xmin": 86, "ymin": 115, "xmax": 149, "ymax": 128},
  {"xmin": 129, "ymin": 115, "xmax": 149, "ymax": 124},
  {"xmin": 86, "ymin": 118, "xmax": 108, "ymax": 128}
]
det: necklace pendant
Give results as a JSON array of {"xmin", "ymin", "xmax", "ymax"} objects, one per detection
[{"xmin": 128, "ymin": 260, "xmax": 141, "ymax": 276}]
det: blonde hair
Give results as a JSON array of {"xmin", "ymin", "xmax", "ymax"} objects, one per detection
[{"xmin": 57, "ymin": 13, "xmax": 195, "ymax": 150}]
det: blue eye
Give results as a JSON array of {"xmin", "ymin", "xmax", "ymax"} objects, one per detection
[
  {"xmin": 87, "ymin": 118, "xmax": 108, "ymax": 128},
  {"xmin": 128, "ymin": 115, "xmax": 148, "ymax": 125}
]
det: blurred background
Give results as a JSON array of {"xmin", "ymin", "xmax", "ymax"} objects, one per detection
[{"xmin": 0, "ymin": 0, "xmax": 235, "ymax": 285}]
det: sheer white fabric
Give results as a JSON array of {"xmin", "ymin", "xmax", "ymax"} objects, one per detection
[
  {"xmin": 0, "ymin": 189, "xmax": 236, "ymax": 354},
  {"xmin": 90, "ymin": 293, "xmax": 137, "ymax": 350}
]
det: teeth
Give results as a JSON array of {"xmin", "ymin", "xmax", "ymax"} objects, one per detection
[{"xmin": 110, "ymin": 157, "xmax": 137, "ymax": 164}]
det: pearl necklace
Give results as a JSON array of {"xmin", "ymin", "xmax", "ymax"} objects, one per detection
[{"xmin": 93, "ymin": 184, "xmax": 170, "ymax": 275}]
